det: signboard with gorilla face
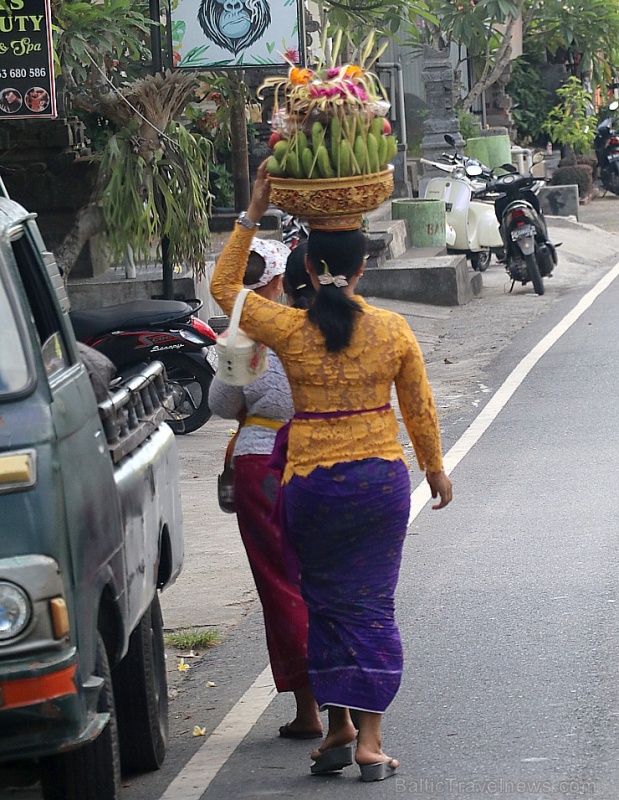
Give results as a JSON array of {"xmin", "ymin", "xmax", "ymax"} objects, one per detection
[{"xmin": 171, "ymin": 0, "xmax": 304, "ymax": 69}]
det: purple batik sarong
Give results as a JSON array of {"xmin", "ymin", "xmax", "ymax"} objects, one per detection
[{"xmin": 284, "ymin": 457, "xmax": 410, "ymax": 713}]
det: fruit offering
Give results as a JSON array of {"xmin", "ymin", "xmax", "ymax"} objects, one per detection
[{"xmin": 258, "ymin": 62, "xmax": 398, "ymax": 180}]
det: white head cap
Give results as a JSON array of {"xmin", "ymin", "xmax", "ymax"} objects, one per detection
[{"xmin": 245, "ymin": 237, "xmax": 291, "ymax": 290}]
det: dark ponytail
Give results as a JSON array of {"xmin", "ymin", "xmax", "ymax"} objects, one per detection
[{"xmin": 306, "ymin": 229, "xmax": 366, "ymax": 352}]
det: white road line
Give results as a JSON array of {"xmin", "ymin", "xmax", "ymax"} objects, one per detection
[
  {"xmin": 162, "ymin": 260, "xmax": 619, "ymax": 799},
  {"xmin": 407, "ymin": 259, "xmax": 619, "ymax": 526},
  {"xmin": 160, "ymin": 665, "xmax": 276, "ymax": 799}
]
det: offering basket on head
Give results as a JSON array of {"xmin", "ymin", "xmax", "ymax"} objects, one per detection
[{"xmin": 259, "ymin": 56, "xmax": 398, "ymax": 230}]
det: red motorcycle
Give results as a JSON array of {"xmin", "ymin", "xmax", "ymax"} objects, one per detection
[{"xmin": 70, "ymin": 299, "xmax": 218, "ymax": 434}]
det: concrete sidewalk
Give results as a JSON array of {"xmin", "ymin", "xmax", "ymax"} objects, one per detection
[{"xmin": 160, "ymin": 194, "xmax": 619, "ymax": 639}]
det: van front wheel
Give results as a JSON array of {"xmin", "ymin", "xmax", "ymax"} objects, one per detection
[
  {"xmin": 39, "ymin": 634, "xmax": 121, "ymax": 800},
  {"xmin": 112, "ymin": 593, "xmax": 168, "ymax": 773}
]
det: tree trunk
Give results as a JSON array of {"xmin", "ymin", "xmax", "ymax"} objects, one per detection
[
  {"xmin": 461, "ymin": 3, "xmax": 525, "ymax": 114},
  {"xmin": 229, "ymin": 72, "xmax": 250, "ymax": 213},
  {"xmin": 55, "ymin": 204, "xmax": 107, "ymax": 280}
]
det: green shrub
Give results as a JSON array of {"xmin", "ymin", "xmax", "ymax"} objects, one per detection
[
  {"xmin": 558, "ymin": 155, "xmax": 577, "ymax": 168},
  {"xmin": 550, "ymin": 164, "xmax": 593, "ymax": 197},
  {"xmin": 576, "ymin": 155, "xmax": 597, "ymax": 171},
  {"xmin": 507, "ymin": 56, "xmax": 553, "ymax": 145},
  {"xmin": 457, "ymin": 110, "xmax": 481, "ymax": 142},
  {"xmin": 542, "ymin": 77, "xmax": 595, "ymax": 156}
]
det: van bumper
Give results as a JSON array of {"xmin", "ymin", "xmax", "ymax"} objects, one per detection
[{"xmin": 0, "ymin": 648, "xmax": 108, "ymax": 761}]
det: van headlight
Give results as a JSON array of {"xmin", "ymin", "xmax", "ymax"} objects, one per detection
[{"xmin": 0, "ymin": 581, "xmax": 31, "ymax": 640}]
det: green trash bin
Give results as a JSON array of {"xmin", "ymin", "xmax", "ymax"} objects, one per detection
[
  {"xmin": 465, "ymin": 135, "xmax": 511, "ymax": 170},
  {"xmin": 391, "ymin": 198, "xmax": 446, "ymax": 248}
]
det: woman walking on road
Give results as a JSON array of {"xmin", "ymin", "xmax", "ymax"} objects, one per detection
[
  {"xmin": 211, "ymin": 162, "xmax": 452, "ymax": 782},
  {"xmin": 209, "ymin": 238, "xmax": 322, "ymax": 739}
]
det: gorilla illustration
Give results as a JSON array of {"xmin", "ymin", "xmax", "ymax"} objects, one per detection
[{"xmin": 198, "ymin": 0, "xmax": 271, "ymax": 56}]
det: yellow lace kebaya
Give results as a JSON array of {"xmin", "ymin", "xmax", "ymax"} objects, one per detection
[{"xmin": 211, "ymin": 225, "xmax": 444, "ymax": 483}]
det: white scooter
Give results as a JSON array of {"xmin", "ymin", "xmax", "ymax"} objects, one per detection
[{"xmin": 421, "ymin": 136, "xmax": 503, "ymax": 271}]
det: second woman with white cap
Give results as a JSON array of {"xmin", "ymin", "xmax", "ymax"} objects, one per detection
[{"xmin": 208, "ymin": 236, "xmax": 322, "ymax": 739}]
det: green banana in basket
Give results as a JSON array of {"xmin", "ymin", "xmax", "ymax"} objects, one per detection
[
  {"xmin": 342, "ymin": 114, "xmax": 357, "ymax": 146},
  {"xmin": 266, "ymin": 156, "xmax": 284, "ymax": 176},
  {"xmin": 384, "ymin": 135, "xmax": 398, "ymax": 163},
  {"xmin": 354, "ymin": 135, "xmax": 369, "ymax": 174},
  {"xmin": 316, "ymin": 145, "xmax": 335, "ymax": 178},
  {"xmin": 294, "ymin": 130, "xmax": 308, "ymax": 154},
  {"xmin": 339, "ymin": 140, "xmax": 352, "ymax": 177},
  {"xmin": 301, "ymin": 146, "xmax": 316, "ymax": 178},
  {"xmin": 311, "ymin": 121, "xmax": 325, "ymax": 153},
  {"xmin": 366, "ymin": 132, "xmax": 380, "ymax": 173},
  {"xmin": 377, "ymin": 134, "xmax": 388, "ymax": 168},
  {"xmin": 284, "ymin": 151, "xmax": 304, "ymax": 179},
  {"xmin": 330, "ymin": 117, "xmax": 342, "ymax": 173},
  {"xmin": 273, "ymin": 140, "xmax": 289, "ymax": 163},
  {"xmin": 370, "ymin": 116, "xmax": 384, "ymax": 140}
]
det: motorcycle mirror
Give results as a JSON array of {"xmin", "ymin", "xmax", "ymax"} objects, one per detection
[
  {"xmin": 532, "ymin": 152, "xmax": 544, "ymax": 165},
  {"xmin": 466, "ymin": 165, "xmax": 483, "ymax": 176},
  {"xmin": 444, "ymin": 134, "xmax": 457, "ymax": 148},
  {"xmin": 609, "ymin": 100, "xmax": 619, "ymax": 111},
  {"xmin": 500, "ymin": 163, "xmax": 518, "ymax": 173}
]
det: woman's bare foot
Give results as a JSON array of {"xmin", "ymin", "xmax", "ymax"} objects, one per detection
[
  {"xmin": 310, "ymin": 707, "xmax": 356, "ymax": 759},
  {"xmin": 355, "ymin": 743, "xmax": 399, "ymax": 768},
  {"xmin": 310, "ymin": 727, "xmax": 356, "ymax": 759},
  {"xmin": 355, "ymin": 709, "xmax": 399, "ymax": 768},
  {"xmin": 289, "ymin": 686, "xmax": 322, "ymax": 736},
  {"xmin": 279, "ymin": 719, "xmax": 323, "ymax": 739}
]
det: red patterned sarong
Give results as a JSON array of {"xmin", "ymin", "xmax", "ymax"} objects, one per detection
[{"xmin": 233, "ymin": 454, "xmax": 310, "ymax": 692}]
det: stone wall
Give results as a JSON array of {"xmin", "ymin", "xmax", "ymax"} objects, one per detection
[{"xmin": 1, "ymin": 117, "xmax": 100, "ymax": 277}]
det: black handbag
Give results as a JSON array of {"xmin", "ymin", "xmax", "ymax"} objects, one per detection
[
  {"xmin": 217, "ymin": 415, "xmax": 245, "ymax": 514},
  {"xmin": 217, "ymin": 463, "xmax": 236, "ymax": 514}
]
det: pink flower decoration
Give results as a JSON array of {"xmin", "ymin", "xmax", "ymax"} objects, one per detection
[{"xmin": 284, "ymin": 47, "xmax": 300, "ymax": 63}]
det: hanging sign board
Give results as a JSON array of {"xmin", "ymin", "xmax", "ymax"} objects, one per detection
[
  {"xmin": 170, "ymin": 0, "xmax": 304, "ymax": 70},
  {"xmin": 0, "ymin": 0, "xmax": 57, "ymax": 120}
]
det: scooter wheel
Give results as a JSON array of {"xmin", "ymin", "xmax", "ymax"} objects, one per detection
[
  {"xmin": 525, "ymin": 253, "xmax": 545, "ymax": 296},
  {"xmin": 157, "ymin": 353, "xmax": 214, "ymax": 434},
  {"xmin": 470, "ymin": 250, "xmax": 491, "ymax": 272},
  {"xmin": 603, "ymin": 170, "xmax": 619, "ymax": 196}
]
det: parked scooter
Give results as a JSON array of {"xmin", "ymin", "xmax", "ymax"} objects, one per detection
[
  {"xmin": 282, "ymin": 212, "xmax": 310, "ymax": 250},
  {"xmin": 475, "ymin": 160, "xmax": 558, "ymax": 296},
  {"xmin": 70, "ymin": 299, "xmax": 218, "ymax": 434},
  {"xmin": 594, "ymin": 100, "xmax": 619, "ymax": 195},
  {"xmin": 421, "ymin": 135, "xmax": 503, "ymax": 271}
]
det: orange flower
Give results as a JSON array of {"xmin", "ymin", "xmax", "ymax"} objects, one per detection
[
  {"xmin": 344, "ymin": 65, "xmax": 363, "ymax": 80},
  {"xmin": 290, "ymin": 67, "xmax": 314, "ymax": 85}
]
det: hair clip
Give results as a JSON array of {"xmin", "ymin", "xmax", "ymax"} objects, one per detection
[{"xmin": 317, "ymin": 273, "xmax": 348, "ymax": 287}]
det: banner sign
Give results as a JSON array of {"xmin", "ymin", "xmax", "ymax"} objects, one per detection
[
  {"xmin": 0, "ymin": 0, "xmax": 57, "ymax": 119},
  {"xmin": 171, "ymin": 0, "xmax": 304, "ymax": 70}
]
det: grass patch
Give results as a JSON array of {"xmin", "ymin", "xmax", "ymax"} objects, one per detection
[{"xmin": 165, "ymin": 628, "xmax": 220, "ymax": 649}]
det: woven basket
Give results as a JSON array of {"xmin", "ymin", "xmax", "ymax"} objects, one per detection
[{"xmin": 269, "ymin": 166, "xmax": 394, "ymax": 231}]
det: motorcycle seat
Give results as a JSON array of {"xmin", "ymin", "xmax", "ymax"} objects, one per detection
[{"xmin": 70, "ymin": 299, "xmax": 195, "ymax": 340}]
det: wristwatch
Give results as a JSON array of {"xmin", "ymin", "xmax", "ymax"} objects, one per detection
[{"xmin": 237, "ymin": 211, "xmax": 260, "ymax": 230}]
